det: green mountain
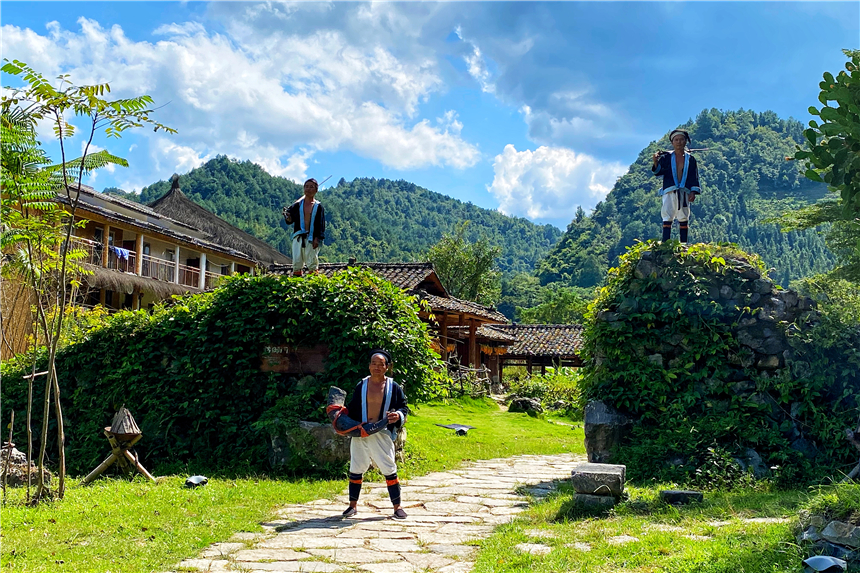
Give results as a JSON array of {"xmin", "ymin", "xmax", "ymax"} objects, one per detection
[
  {"xmin": 536, "ymin": 109, "xmax": 837, "ymax": 288},
  {"xmin": 136, "ymin": 158, "xmax": 562, "ymax": 274}
]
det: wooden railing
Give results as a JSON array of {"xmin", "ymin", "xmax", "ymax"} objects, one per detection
[
  {"xmin": 107, "ymin": 248, "xmax": 136, "ymax": 273},
  {"xmin": 67, "ymin": 236, "xmax": 103, "ymax": 266},
  {"xmin": 177, "ymin": 264, "xmax": 200, "ymax": 288},
  {"xmin": 141, "ymin": 254, "xmax": 175, "ymax": 283},
  {"xmin": 70, "ymin": 237, "xmax": 230, "ymax": 290},
  {"xmin": 204, "ymin": 271, "xmax": 225, "ymax": 290}
]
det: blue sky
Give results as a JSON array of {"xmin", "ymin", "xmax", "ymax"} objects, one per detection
[{"xmin": 2, "ymin": 2, "xmax": 858, "ymax": 228}]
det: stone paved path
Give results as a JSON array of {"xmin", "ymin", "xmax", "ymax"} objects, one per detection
[{"xmin": 173, "ymin": 453, "xmax": 583, "ymax": 573}]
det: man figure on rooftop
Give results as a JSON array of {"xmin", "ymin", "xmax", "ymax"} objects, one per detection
[
  {"xmin": 651, "ymin": 129, "xmax": 702, "ymax": 244},
  {"xmin": 283, "ymin": 178, "xmax": 326, "ymax": 276}
]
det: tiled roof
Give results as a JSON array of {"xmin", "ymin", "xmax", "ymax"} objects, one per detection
[
  {"xmin": 483, "ymin": 324, "xmax": 584, "ymax": 357},
  {"xmin": 447, "ymin": 325, "xmax": 519, "ymax": 343},
  {"xmin": 419, "ymin": 292, "xmax": 508, "ymax": 323},
  {"xmin": 269, "ymin": 262, "xmax": 445, "ymax": 294}
]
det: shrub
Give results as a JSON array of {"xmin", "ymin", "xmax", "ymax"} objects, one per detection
[
  {"xmin": 1, "ymin": 268, "xmax": 444, "ymax": 475},
  {"xmin": 508, "ymin": 366, "xmax": 583, "ymax": 418}
]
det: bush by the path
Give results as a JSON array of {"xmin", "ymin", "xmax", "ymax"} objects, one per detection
[
  {"xmin": 1, "ymin": 268, "xmax": 443, "ymax": 475},
  {"xmin": 582, "ymin": 240, "xmax": 860, "ymax": 486}
]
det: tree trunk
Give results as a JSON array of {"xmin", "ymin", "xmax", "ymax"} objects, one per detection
[{"xmin": 50, "ymin": 368, "xmax": 65, "ymax": 497}]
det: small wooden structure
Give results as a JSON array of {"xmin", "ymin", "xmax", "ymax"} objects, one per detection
[{"xmin": 82, "ymin": 407, "xmax": 155, "ymax": 485}]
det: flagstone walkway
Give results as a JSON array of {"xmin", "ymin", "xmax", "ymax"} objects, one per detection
[{"xmin": 173, "ymin": 453, "xmax": 584, "ymax": 573}]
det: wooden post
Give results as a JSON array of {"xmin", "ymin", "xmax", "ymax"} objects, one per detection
[
  {"xmin": 439, "ymin": 313, "xmax": 448, "ymax": 362},
  {"xmin": 135, "ymin": 234, "xmax": 144, "ymax": 275},
  {"xmin": 541, "ymin": 364, "xmax": 546, "ymax": 375},
  {"xmin": 527, "ymin": 357, "xmax": 533, "ymax": 375},
  {"xmin": 99, "ymin": 289, "xmax": 106, "ymax": 307},
  {"xmin": 132, "ymin": 286, "xmax": 140, "ymax": 311},
  {"xmin": 101, "ymin": 224, "xmax": 111, "ymax": 267},
  {"xmin": 230, "ymin": 261, "xmax": 236, "ymax": 275},
  {"xmin": 469, "ymin": 319, "xmax": 477, "ymax": 368}
]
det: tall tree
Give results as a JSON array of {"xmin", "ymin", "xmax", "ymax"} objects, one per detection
[
  {"xmin": 426, "ymin": 223, "xmax": 501, "ymax": 306},
  {"xmin": 780, "ymin": 49, "xmax": 860, "ymax": 280},
  {"xmin": 1, "ymin": 60, "xmax": 173, "ymax": 500}
]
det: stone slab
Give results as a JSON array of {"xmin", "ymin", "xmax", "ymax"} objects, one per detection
[
  {"xmin": 259, "ymin": 536, "xmax": 367, "ymax": 549},
  {"xmin": 200, "ymin": 542, "xmax": 246, "ymax": 557},
  {"xmin": 366, "ymin": 538, "xmax": 422, "ymax": 552},
  {"xmin": 570, "ymin": 463, "xmax": 626, "ymax": 496},
  {"xmin": 607, "ymin": 535, "xmax": 639, "ymax": 545},
  {"xmin": 428, "ymin": 544, "xmax": 478, "ymax": 559},
  {"xmin": 821, "ymin": 521, "xmax": 860, "ymax": 548},
  {"xmin": 574, "ymin": 493, "xmax": 616, "ymax": 510},
  {"xmin": 177, "ymin": 559, "xmax": 230, "ymax": 571},
  {"xmin": 423, "ymin": 501, "xmax": 486, "ymax": 514},
  {"xmin": 304, "ymin": 548, "xmax": 403, "ymax": 563},
  {"xmin": 660, "ymin": 490, "xmax": 704, "ymax": 505},
  {"xmin": 438, "ymin": 563, "xmax": 475, "ymax": 573},
  {"xmin": 358, "ymin": 563, "xmax": 418, "ymax": 573},
  {"xmin": 566, "ymin": 542, "xmax": 592, "ymax": 552},
  {"xmin": 243, "ymin": 562, "xmax": 347, "ymax": 572},
  {"xmin": 233, "ymin": 548, "xmax": 312, "ymax": 562},
  {"xmin": 402, "ymin": 552, "xmax": 456, "ymax": 570},
  {"xmin": 515, "ymin": 543, "xmax": 552, "ymax": 555}
]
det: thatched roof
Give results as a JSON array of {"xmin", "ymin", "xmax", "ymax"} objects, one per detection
[
  {"xmin": 81, "ymin": 264, "xmax": 201, "ymax": 298},
  {"xmin": 148, "ymin": 181, "xmax": 290, "ymax": 266},
  {"xmin": 64, "ymin": 185, "xmax": 253, "ymax": 261}
]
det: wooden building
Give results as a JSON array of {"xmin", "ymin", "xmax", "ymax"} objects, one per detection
[{"xmin": 1, "ymin": 176, "xmax": 290, "ymax": 358}]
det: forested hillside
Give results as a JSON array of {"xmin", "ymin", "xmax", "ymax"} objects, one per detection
[
  {"xmin": 137, "ymin": 159, "xmax": 561, "ymax": 274},
  {"xmin": 536, "ymin": 109, "xmax": 837, "ymax": 287}
]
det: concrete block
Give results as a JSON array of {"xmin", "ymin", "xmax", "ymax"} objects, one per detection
[{"xmin": 570, "ymin": 463, "xmax": 626, "ymax": 496}]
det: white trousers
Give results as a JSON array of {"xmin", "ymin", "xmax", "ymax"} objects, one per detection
[
  {"xmin": 291, "ymin": 236, "xmax": 319, "ymax": 273},
  {"xmin": 350, "ymin": 431, "xmax": 397, "ymax": 476},
  {"xmin": 661, "ymin": 191, "xmax": 691, "ymax": 223}
]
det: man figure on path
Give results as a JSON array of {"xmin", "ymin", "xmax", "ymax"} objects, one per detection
[
  {"xmin": 283, "ymin": 178, "xmax": 326, "ymax": 276},
  {"xmin": 342, "ymin": 349, "xmax": 409, "ymax": 520},
  {"xmin": 652, "ymin": 129, "xmax": 702, "ymax": 244}
]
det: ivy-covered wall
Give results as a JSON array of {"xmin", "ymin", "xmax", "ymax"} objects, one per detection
[
  {"xmin": 583, "ymin": 241, "xmax": 860, "ymax": 485},
  {"xmin": 1, "ymin": 268, "xmax": 443, "ymax": 475}
]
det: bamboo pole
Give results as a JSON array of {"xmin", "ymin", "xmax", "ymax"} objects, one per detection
[{"xmin": 3, "ymin": 411, "xmax": 14, "ymax": 503}]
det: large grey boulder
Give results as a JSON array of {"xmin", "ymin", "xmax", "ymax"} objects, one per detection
[
  {"xmin": 821, "ymin": 521, "xmax": 860, "ymax": 549},
  {"xmin": 509, "ymin": 397, "xmax": 543, "ymax": 415},
  {"xmin": 584, "ymin": 401, "xmax": 631, "ymax": 463},
  {"xmin": 570, "ymin": 463, "xmax": 626, "ymax": 497}
]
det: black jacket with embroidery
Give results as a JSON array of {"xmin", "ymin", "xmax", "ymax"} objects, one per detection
[
  {"xmin": 284, "ymin": 198, "xmax": 326, "ymax": 243},
  {"xmin": 346, "ymin": 377, "xmax": 408, "ymax": 434}
]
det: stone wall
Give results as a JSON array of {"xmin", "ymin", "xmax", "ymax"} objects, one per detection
[{"xmin": 585, "ymin": 244, "xmax": 827, "ymax": 471}]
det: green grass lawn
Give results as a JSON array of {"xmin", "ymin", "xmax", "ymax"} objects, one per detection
[
  {"xmin": 474, "ymin": 482, "xmax": 809, "ymax": 573},
  {"xmin": 0, "ymin": 398, "xmax": 581, "ymax": 573}
]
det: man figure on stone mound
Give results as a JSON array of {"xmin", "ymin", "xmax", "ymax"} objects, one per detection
[
  {"xmin": 282, "ymin": 178, "xmax": 326, "ymax": 277},
  {"xmin": 342, "ymin": 349, "xmax": 409, "ymax": 520},
  {"xmin": 651, "ymin": 129, "xmax": 702, "ymax": 244}
]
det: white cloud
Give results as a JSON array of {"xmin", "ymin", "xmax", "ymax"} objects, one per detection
[
  {"xmin": 456, "ymin": 26, "xmax": 495, "ymax": 94},
  {"xmin": 152, "ymin": 138, "xmax": 210, "ymax": 174},
  {"xmin": 488, "ymin": 144, "xmax": 627, "ymax": 220},
  {"xmin": 1, "ymin": 13, "xmax": 479, "ymax": 180}
]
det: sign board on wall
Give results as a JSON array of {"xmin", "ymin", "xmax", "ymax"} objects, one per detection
[{"xmin": 261, "ymin": 344, "xmax": 330, "ymax": 374}]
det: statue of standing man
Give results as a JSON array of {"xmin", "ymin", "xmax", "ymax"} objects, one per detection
[{"xmin": 651, "ymin": 129, "xmax": 702, "ymax": 244}]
